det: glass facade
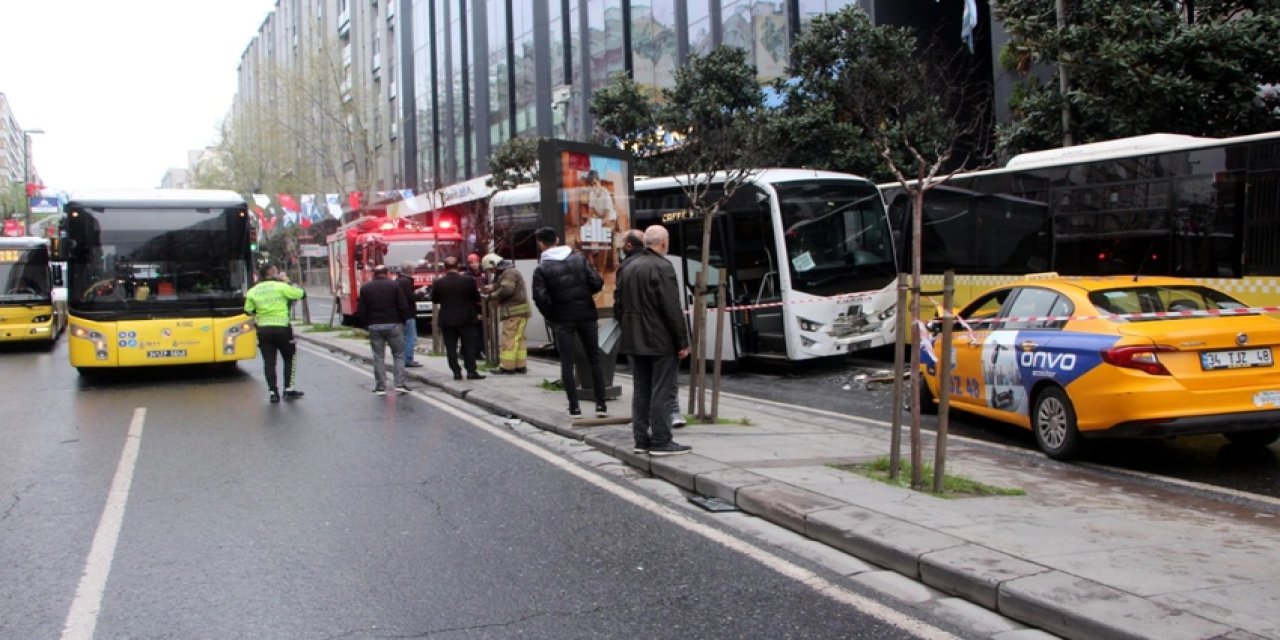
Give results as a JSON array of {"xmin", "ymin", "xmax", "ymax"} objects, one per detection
[{"xmin": 407, "ymin": 0, "xmax": 863, "ymax": 191}]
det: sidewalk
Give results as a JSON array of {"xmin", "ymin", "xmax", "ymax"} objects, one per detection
[{"xmin": 295, "ymin": 327, "xmax": 1280, "ymax": 640}]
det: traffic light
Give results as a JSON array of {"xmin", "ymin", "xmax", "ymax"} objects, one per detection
[{"xmin": 249, "ymin": 226, "xmax": 259, "ymax": 252}]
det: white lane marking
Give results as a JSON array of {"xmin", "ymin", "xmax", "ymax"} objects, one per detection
[
  {"xmin": 62, "ymin": 407, "xmax": 146, "ymax": 640},
  {"xmin": 308, "ymin": 346, "xmax": 958, "ymax": 639}
]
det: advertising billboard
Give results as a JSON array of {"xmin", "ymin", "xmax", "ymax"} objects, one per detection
[{"xmin": 537, "ymin": 140, "xmax": 633, "ymax": 310}]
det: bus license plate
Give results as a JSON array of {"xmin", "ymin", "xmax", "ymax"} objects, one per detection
[
  {"xmin": 1200, "ymin": 348, "xmax": 1272, "ymax": 371},
  {"xmin": 415, "ymin": 302, "xmax": 431, "ymax": 312},
  {"xmin": 147, "ymin": 349, "xmax": 188, "ymax": 359}
]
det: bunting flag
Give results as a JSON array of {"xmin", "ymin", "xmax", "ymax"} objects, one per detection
[
  {"xmin": 936, "ymin": 0, "xmax": 979, "ymax": 54},
  {"xmin": 961, "ymin": 0, "xmax": 978, "ymax": 54},
  {"xmin": 261, "ymin": 207, "xmax": 279, "ymax": 232},
  {"xmin": 325, "ymin": 193, "xmax": 343, "ymax": 219},
  {"xmin": 252, "ymin": 194, "xmax": 271, "ymax": 209},
  {"xmin": 300, "ymin": 194, "xmax": 320, "ymax": 228},
  {"xmin": 277, "ymin": 193, "xmax": 301, "ymax": 214},
  {"xmin": 348, "ymin": 191, "xmax": 363, "ymax": 211}
]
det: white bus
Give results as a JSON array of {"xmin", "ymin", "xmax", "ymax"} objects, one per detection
[{"xmin": 491, "ymin": 169, "xmax": 899, "ymax": 362}]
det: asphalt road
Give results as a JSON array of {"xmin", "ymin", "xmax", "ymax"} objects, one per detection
[
  {"xmin": 0, "ymin": 339, "xmax": 962, "ymax": 639},
  {"xmin": 305, "ymin": 288, "xmax": 1280, "ymax": 499}
]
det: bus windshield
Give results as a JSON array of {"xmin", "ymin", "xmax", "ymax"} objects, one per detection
[
  {"xmin": 66, "ymin": 207, "xmax": 250, "ymax": 312},
  {"xmin": 776, "ymin": 181, "xmax": 896, "ymax": 296},
  {"xmin": 0, "ymin": 246, "xmax": 51, "ymax": 302}
]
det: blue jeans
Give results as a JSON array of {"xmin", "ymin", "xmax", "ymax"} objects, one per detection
[
  {"xmin": 403, "ymin": 318, "xmax": 418, "ymax": 363},
  {"xmin": 367, "ymin": 323, "xmax": 406, "ymax": 389}
]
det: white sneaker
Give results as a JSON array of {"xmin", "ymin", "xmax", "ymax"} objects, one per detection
[{"xmin": 671, "ymin": 413, "xmax": 687, "ymax": 428}]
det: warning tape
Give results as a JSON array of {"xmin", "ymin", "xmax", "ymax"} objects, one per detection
[
  {"xmin": 922, "ymin": 296, "xmax": 1280, "ymax": 328},
  {"xmin": 714, "ymin": 292, "xmax": 877, "ymax": 314}
]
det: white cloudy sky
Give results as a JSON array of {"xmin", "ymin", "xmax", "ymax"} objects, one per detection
[{"xmin": 1, "ymin": 0, "xmax": 277, "ymax": 191}]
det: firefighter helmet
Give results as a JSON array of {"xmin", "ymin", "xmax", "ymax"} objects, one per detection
[{"xmin": 481, "ymin": 253, "xmax": 504, "ymax": 270}]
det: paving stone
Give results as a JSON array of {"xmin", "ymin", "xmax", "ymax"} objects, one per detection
[
  {"xmin": 928, "ymin": 597, "xmax": 1027, "ymax": 636},
  {"xmin": 649, "ymin": 454, "xmax": 732, "ymax": 491},
  {"xmin": 998, "ymin": 570, "xmax": 1233, "ymax": 640},
  {"xmin": 852, "ymin": 570, "xmax": 944, "ymax": 604},
  {"xmin": 920, "ymin": 544, "xmax": 1049, "ymax": 610},
  {"xmin": 807, "ymin": 505, "xmax": 965, "ymax": 579},
  {"xmin": 694, "ymin": 468, "xmax": 773, "ymax": 505},
  {"xmin": 736, "ymin": 481, "xmax": 849, "ymax": 535}
]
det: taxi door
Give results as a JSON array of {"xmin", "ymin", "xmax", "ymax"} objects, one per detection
[{"xmin": 947, "ymin": 288, "xmax": 1014, "ymax": 412}]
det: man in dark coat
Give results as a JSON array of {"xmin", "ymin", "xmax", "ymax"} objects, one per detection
[
  {"xmin": 531, "ymin": 226, "xmax": 606, "ymax": 418},
  {"xmin": 357, "ymin": 264, "xmax": 413, "ymax": 395},
  {"xmin": 615, "ymin": 225, "xmax": 691, "ymax": 456},
  {"xmin": 431, "ymin": 256, "xmax": 486, "ymax": 381},
  {"xmin": 615, "ymin": 228, "xmax": 687, "ymax": 429}
]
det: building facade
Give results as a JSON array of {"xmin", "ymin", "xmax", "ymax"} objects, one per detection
[
  {"xmin": 234, "ymin": 0, "xmax": 1004, "ymax": 197},
  {"xmin": 0, "ymin": 93, "xmax": 41, "ymax": 217},
  {"xmin": 235, "ymin": 0, "xmax": 406, "ymax": 195}
]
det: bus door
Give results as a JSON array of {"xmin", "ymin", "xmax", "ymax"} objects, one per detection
[
  {"xmin": 670, "ymin": 215, "xmax": 738, "ymax": 361},
  {"xmin": 725, "ymin": 207, "xmax": 785, "ymax": 358}
]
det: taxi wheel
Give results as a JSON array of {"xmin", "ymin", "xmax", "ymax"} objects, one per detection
[
  {"xmin": 1032, "ymin": 387, "xmax": 1083, "ymax": 460},
  {"xmin": 1223, "ymin": 428, "xmax": 1280, "ymax": 447}
]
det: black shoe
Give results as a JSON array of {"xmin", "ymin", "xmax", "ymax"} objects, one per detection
[
  {"xmin": 514, "ymin": 367, "xmax": 527, "ymax": 374},
  {"xmin": 649, "ymin": 441, "xmax": 692, "ymax": 457},
  {"xmin": 633, "ymin": 442, "xmax": 651, "ymax": 454},
  {"xmin": 491, "ymin": 368, "xmax": 517, "ymax": 375},
  {"xmin": 452, "ymin": 372, "xmax": 463, "ymax": 381},
  {"xmin": 467, "ymin": 372, "xmax": 486, "ymax": 380},
  {"xmin": 395, "ymin": 385, "xmax": 411, "ymax": 395},
  {"xmin": 595, "ymin": 403, "xmax": 609, "ymax": 417},
  {"xmin": 405, "ymin": 361, "xmax": 424, "ymax": 368},
  {"xmin": 284, "ymin": 388, "xmax": 304, "ymax": 400},
  {"xmin": 269, "ymin": 391, "xmax": 280, "ymax": 403},
  {"xmin": 568, "ymin": 405, "xmax": 582, "ymax": 418}
]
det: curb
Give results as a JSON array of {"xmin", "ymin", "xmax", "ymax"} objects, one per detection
[{"xmin": 296, "ymin": 332, "xmax": 1249, "ymax": 640}]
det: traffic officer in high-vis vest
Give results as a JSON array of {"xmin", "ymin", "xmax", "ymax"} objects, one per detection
[
  {"xmin": 244, "ymin": 264, "xmax": 307, "ymax": 403},
  {"xmin": 482, "ymin": 253, "xmax": 532, "ymax": 375}
]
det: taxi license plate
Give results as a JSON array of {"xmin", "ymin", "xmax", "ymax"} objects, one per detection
[
  {"xmin": 1200, "ymin": 348, "xmax": 1272, "ymax": 370},
  {"xmin": 146, "ymin": 349, "xmax": 188, "ymax": 359}
]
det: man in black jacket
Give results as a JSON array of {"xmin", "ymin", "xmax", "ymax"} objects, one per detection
[
  {"xmin": 616, "ymin": 225, "xmax": 691, "ymax": 456},
  {"xmin": 531, "ymin": 226, "xmax": 606, "ymax": 418},
  {"xmin": 431, "ymin": 256, "xmax": 486, "ymax": 381},
  {"xmin": 357, "ymin": 264, "xmax": 413, "ymax": 395}
]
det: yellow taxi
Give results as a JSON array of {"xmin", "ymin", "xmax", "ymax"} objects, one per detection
[{"xmin": 919, "ymin": 275, "xmax": 1280, "ymax": 459}]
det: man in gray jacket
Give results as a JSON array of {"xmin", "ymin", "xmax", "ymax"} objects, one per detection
[{"xmin": 615, "ymin": 225, "xmax": 691, "ymax": 456}]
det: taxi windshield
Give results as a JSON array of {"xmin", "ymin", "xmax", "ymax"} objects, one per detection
[{"xmin": 1088, "ymin": 285, "xmax": 1248, "ymax": 320}]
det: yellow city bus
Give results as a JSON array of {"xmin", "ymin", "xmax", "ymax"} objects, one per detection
[
  {"xmin": 0, "ymin": 236, "xmax": 64, "ymax": 345},
  {"xmin": 58, "ymin": 190, "xmax": 258, "ymax": 372}
]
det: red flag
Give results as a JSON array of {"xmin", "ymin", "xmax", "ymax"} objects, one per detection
[
  {"xmin": 252, "ymin": 206, "xmax": 266, "ymax": 223},
  {"xmin": 25, "ymin": 182, "xmax": 43, "ymax": 198},
  {"xmin": 348, "ymin": 191, "xmax": 363, "ymax": 211},
  {"xmin": 277, "ymin": 193, "xmax": 300, "ymax": 213}
]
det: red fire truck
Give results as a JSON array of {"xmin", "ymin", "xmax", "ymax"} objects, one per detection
[{"xmin": 327, "ymin": 212, "xmax": 464, "ymax": 327}]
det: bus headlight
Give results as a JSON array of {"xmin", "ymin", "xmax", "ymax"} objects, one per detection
[
  {"xmin": 70, "ymin": 325, "xmax": 109, "ymax": 360},
  {"xmin": 222, "ymin": 322, "xmax": 255, "ymax": 355},
  {"xmin": 878, "ymin": 304, "xmax": 896, "ymax": 321},
  {"xmin": 31, "ymin": 314, "xmax": 51, "ymax": 323},
  {"xmin": 797, "ymin": 317, "xmax": 822, "ymax": 332}
]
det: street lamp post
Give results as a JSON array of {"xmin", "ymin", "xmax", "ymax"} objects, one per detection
[{"xmin": 22, "ymin": 128, "xmax": 45, "ymax": 237}]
